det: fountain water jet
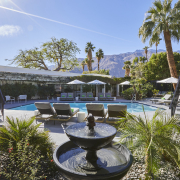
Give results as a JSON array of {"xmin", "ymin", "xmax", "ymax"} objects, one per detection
[{"xmin": 53, "ymin": 114, "xmax": 133, "ymax": 180}]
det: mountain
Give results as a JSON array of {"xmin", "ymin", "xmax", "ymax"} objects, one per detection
[{"xmin": 49, "ymin": 49, "xmax": 167, "ymax": 77}]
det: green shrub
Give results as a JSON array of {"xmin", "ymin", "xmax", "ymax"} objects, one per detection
[
  {"xmin": 122, "ymin": 87, "xmax": 134, "ymax": 100},
  {"xmin": 0, "ymin": 116, "xmax": 57, "ymax": 179},
  {"xmin": 83, "ymin": 69, "xmax": 110, "ymax": 75},
  {"xmin": 37, "ymin": 84, "xmax": 55, "ymax": 98}
]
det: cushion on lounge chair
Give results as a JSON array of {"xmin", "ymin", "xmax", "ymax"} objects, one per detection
[
  {"xmin": 61, "ymin": 93, "xmax": 67, "ymax": 98},
  {"xmin": 53, "ymin": 103, "xmax": 79, "ymax": 116},
  {"xmin": 107, "ymin": 104, "xmax": 127, "ymax": 118},
  {"xmin": 34, "ymin": 102, "xmax": 55, "ymax": 115},
  {"xmin": 62, "ymin": 95, "xmax": 65, "ymax": 97},
  {"xmin": 82, "ymin": 95, "xmax": 85, "ymax": 97},
  {"xmin": 100, "ymin": 95, "xmax": 103, "ymax": 97},
  {"xmin": 86, "ymin": 103, "xmax": 107, "ymax": 117}
]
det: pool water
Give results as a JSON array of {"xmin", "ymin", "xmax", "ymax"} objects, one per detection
[{"xmin": 11, "ymin": 102, "xmax": 157, "ymax": 113}]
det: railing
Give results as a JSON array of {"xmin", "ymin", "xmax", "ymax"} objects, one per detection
[{"xmin": 169, "ymin": 76, "xmax": 180, "ymax": 116}]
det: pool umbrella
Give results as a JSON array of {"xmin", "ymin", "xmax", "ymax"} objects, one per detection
[
  {"xmin": 67, "ymin": 79, "xmax": 86, "ymax": 93},
  {"xmin": 87, "ymin": 80, "xmax": 106, "ymax": 97},
  {"xmin": 120, "ymin": 81, "xmax": 131, "ymax": 93},
  {"xmin": 156, "ymin": 77, "xmax": 178, "ymax": 95}
]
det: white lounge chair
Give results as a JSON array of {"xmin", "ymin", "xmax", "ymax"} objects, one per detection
[
  {"xmin": 34, "ymin": 102, "xmax": 56, "ymax": 123},
  {"xmin": 150, "ymin": 94, "xmax": 171, "ymax": 104},
  {"xmin": 86, "ymin": 103, "xmax": 107, "ymax": 123},
  {"xmin": 52, "ymin": 103, "xmax": 79, "ymax": 124},
  {"xmin": 106, "ymin": 104, "xmax": 127, "ymax": 124}
]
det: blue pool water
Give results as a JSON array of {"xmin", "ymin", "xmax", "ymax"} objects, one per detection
[{"xmin": 11, "ymin": 102, "xmax": 157, "ymax": 113}]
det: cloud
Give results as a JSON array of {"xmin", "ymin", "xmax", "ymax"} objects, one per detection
[{"xmin": 0, "ymin": 25, "xmax": 22, "ymax": 36}]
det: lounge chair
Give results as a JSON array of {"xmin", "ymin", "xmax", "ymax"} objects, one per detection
[
  {"xmin": 66, "ymin": 93, "xmax": 74, "ymax": 101},
  {"xmin": 106, "ymin": 104, "xmax": 127, "ymax": 124},
  {"xmin": 34, "ymin": 102, "xmax": 56, "ymax": 123},
  {"xmin": 60, "ymin": 93, "xmax": 67, "ymax": 101},
  {"xmin": 18, "ymin": 95, "xmax": 27, "ymax": 103},
  {"xmin": 5, "ymin": 95, "xmax": 15, "ymax": 104},
  {"xmin": 150, "ymin": 94, "xmax": 171, "ymax": 104},
  {"xmin": 105, "ymin": 93, "xmax": 114, "ymax": 101},
  {"xmin": 86, "ymin": 103, "xmax": 107, "ymax": 123},
  {"xmin": 80, "ymin": 93, "xmax": 87, "ymax": 101},
  {"xmin": 86, "ymin": 92, "xmax": 95, "ymax": 101},
  {"xmin": 52, "ymin": 103, "xmax": 79, "ymax": 124},
  {"xmin": 98, "ymin": 93, "xmax": 106, "ymax": 101}
]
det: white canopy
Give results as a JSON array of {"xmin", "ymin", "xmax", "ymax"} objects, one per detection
[
  {"xmin": 67, "ymin": 79, "xmax": 85, "ymax": 84},
  {"xmin": 120, "ymin": 81, "xmax": 130, "ymax": 85},
  {"xmin": 87, "ymin": 79, "xmax": 106, "ymax": 85},
  {"xmin": 156, "ymin": 77, "xmax": 178, "ymax": 84}
]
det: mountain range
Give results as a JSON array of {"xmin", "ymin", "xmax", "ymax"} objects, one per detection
[{"xmin": 49, "ymin": 49, "xmax": 179, "ymax": 77}]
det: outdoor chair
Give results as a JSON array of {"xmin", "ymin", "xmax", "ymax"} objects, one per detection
[
  {"xmin": 105, "ymin": 93, "xmax": 114, "ymax": 101},
  {"xmin": 52, "ymin": 103, "xmax": 79, "ymax": 125},
  {"xmin": 5, "ymin": 95, "xmax": 15, "ymax": 104},
  {"xmin": 18, "ymin": 95, "xmax": 27, "ymax": 103},
  {"xmin": 98, "ymin": 93, "xmax": 106, "ymax": 101},
  {"xmin": 85, "ymin": 103, "xmax": 108, "ymax": 123},
  {"xmin": 66, "ymin": 93, "xmax": 74, "ymax": 101},
  {"xmin": 150, "ymin": 94, "xmax": 171, "ymax": 104},
  {"xmin": 106, "ymin": 104, "xmax": 127, "ymax": 124},
  {"xmin": 60, "ymin": 93, "xmax": 67, "ymax": 101},
  {"xmin": 86, "ymin": 92, "xmax": 95, "ymax": 101},
  {"xmin": 79, "ymin": 93, "xmax": 87, "ymax": 101},
  {"xmin": 34, "ymin": 102, "xmax": 56, "ymax": 123}
]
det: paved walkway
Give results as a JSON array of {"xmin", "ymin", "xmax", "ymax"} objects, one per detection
[{"xmin": 0, "ymin": 98, "xmax": 171, "ymax": 145}]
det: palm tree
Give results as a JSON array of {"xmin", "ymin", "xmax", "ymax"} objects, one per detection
[
  {"xmin": 81, "ymin": 60, "xmax": 86, "ymax": 72},
  {"xmin": 85, "ymin": 42, "xmax": 96, "ymax": 71},
  {"xmin": 122, "ymin": 61, "xmax": 131, "ymax": 77},
  {"xmin": 117, "ymin": 109, "xmax": 180, "ymax": 178},
  {"xmin": 149, "ymin": 33, "xmax": 162, "ymax": 54},
  {"xmin": 139, "ymin": 56, "xmax": 147, "ymax": 63},
  {"xmin": 84, "ymin": 57, "xmax": 94, "ymax": 71},
  {"xmin": 139, "ymin": 0, "xmax": 180, "ymax": 89},
  {"xmin": 96, "ymin": 49, "xmax": 104, "ymax": 71},
  {"xmin": 143, "ymin": 46, "xmax": 149, "ymax": 61}
]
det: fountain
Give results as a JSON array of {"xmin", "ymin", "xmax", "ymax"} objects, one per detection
[{"xmin": 53, "ymin": 114, "xmax": 133, "ymax": 180}]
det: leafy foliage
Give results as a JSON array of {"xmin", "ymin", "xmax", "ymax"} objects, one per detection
[
  {"xmin": 8, "ymin": 37, "xmax": 80, "ymax": 71},
  {"xmin": 0, "ymin": 116, "xmax": 56, "ymax": 179},
  {"xmin": 116, "ymin": 109, "xmax": 180, "ymax": 177},
  {"xmin": 96, "ymin": 48, "xmax": 104, "ymax": 71},
  {"xmin": 83, "ymin": 69, "xmax": 110, "ymax": 75}
]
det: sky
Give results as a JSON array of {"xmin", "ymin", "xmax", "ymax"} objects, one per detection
[{"xmin": 0, "ymin": 0, "xmax": 180, "ymax": 66}]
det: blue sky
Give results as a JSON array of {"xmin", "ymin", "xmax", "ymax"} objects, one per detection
[{"xmin": 0, "ymin": 0, "xmax": 179, "ymax": 66}]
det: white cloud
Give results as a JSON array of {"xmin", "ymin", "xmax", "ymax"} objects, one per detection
[{"xmin": 0, "ymin": 25, "xmax": 22, "ymax": 36}]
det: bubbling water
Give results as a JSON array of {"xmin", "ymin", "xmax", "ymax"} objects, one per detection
[{"xmin": 66, "ymin": 122, "xmax": 116, "ymax": 139}]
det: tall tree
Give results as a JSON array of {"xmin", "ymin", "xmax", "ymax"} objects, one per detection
[
  {"xmin": 81, "ymin": 60, "xmax": 86, "ymax": 72},
  {"xmin": 143, "ymin": 46, "xmax": 149, "ymax": 61},
  {"xmin": 9, "ymin": 48, "xmax": 49, "ymax": 70},
  {"xmin": 122, "ymin": 61, "xmax": 131, "ymax": 77},
  {"xmin": 95, "ymin": 49, "xmax": 104, "ymax": 71},
  {"xmin": 84, "ymin": 57, "xmax": 94, "ymax": 71},
  {"xmin": 139, "ymin": 0, "xmax": 180, "ymax": 89},
  {"xmin": 8, "ymin": 38, "xmax": 80, "ymax": 71},
  {"xmin": 149, "ymin": 33, "xmax": 162, "ymax": 54},
  {"xmin": 85, "ymin": 42, "xmax": 95, "ymax": 71},
  {"xmin": 42, "ymin": 37, "xmax": 80, "ymax": 71}
]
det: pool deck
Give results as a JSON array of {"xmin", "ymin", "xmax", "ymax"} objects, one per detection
[{"xmin": 0, "ymin": 98, "xmax": 171, "ymax": 145}]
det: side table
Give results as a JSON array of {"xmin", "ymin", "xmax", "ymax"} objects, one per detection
[{"xmin": 77, "ymin": 112, "xmax": 86, "ymax": 122}]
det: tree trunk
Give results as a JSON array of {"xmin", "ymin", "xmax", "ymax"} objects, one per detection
[
  {"xmin": 82, "ymin": 65, "xmax": 84, "ymax": 72},
  {"xmin": 164, "ymin": 30, "xmax": 178, "ymax": 90},
  {"xmin": 88, "ymin": 49, "xmax": 92, "ymax": 71},
  {"xmin": 125, "ymin": 68, "xmax": 130, "ymax": 77},
  {"xmin": 156, "ymin": 43, "xmax": 157, "ymax": 54}
]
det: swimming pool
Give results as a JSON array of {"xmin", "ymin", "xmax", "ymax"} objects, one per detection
[{"xmin": 11, "ymin": 102, "xmax": 157, "ymax": 113}]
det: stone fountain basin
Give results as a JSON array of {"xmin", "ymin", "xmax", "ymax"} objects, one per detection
[
  {"xmin": 65, "ymin": 122, "xmax": 117, "ymax": 150},
  {"xmin": 53, "ymin": 140, "xmax": 133, "ymax": 180}
]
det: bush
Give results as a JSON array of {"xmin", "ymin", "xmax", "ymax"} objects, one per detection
[
  {"xmin": 37, "ymin": 84, "xmax": 55, "ymax": 98},
  {"xmin": 0, "ymin": 117, "xmax": 57, "ymax": 179},
  {"xmin": 83, "ymin": 69, "xmax": 110, "ymax": 75},
  {"xmin": 122, "ymin": 87, "xmax": 134, "ymax": 100}
]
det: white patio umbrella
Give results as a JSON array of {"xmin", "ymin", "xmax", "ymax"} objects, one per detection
[
  {"xmin": 87, "ymin": 79, "xmax": 106, "ymax": 97},
  {"xmin": 120, "ymin": 81, "xmax": 131, "ymax": 92},
  {"xmin": 67, "ymin": 79, "xmax": 86, "ymax": 93},
  {"xmin": 156, "ymin": 77, "xmax": 178, "ymax": 95}
]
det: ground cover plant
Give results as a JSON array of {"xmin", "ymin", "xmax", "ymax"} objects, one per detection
[
  {"xmin": 0, "ymin": 116, "xmax": 58, "ymax": 180},
  {"xmin": 116, "ymin": 109, "xmax": 180, "ymax": 179}
]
